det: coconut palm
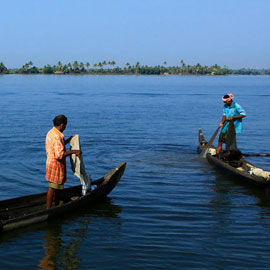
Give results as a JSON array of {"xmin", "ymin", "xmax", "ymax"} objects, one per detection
[
  {"xmin": 67, "ymin": 63, "xmax": 72, "ymax": 71},
  {"xmin": 73, "ymin": 61, "xmax": 79, "ymax": 72},
  {"xmin": 135, "ymin": 62, "xmax": 140, "ymax": 74},
  {"xmin": 0, "ymin": 62, "xmax": 8, "ymax": 73},
  {"xmin": 79, "ymin": 62, "xmax": 85, "ymax": 71},
  {"xmin": 57, "ymin": 61, "xmax": 63, "ymax": 71},
  {"xmin": 22, "ymin": 63, "xmax": 30, "ymax": 73}
]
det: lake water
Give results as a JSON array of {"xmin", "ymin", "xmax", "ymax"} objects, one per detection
[{"xmin": 1, "ymin": 75, "xmax": 270, "ymax": 269}]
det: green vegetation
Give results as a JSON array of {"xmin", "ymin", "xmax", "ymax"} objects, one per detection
[
  {"xmin": 1, "ymin": 60, "xmax": 270, "ymax": 75},
  {"xmin": 0, "ymin": 62, "xmax": 8, "ymax": 74}
]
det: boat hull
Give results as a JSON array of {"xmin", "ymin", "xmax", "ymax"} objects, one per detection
[
  {"xmin": 0, "ymin": 162, "xmax": 126, "ymax": 233},
  {"xmin": 198, "ymin": 129, "xmax": 268, "ymax": 187}
]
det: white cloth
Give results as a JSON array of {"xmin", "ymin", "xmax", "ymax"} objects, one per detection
[
  {"xmin": 251, "ymin": 168, "xmax": 270, "ymax": 179},
  {"xmin": 208, "ymin": 148, "xmax": 216, "ymax": 155},
  {"xmin": 70, "ymin": 135, "xmax": 91, "ymax": 194}
]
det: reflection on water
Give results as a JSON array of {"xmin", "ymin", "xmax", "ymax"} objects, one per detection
[
  {"xmin": 38, "ymin": 220, "xmax": 90, "ymax": 270},
  {"xmin": 213, "ymin": 172, "xmax": 270, "ymax": 207},
  {"xmin": 37, "ymin": 199, "xmax": 122, "ymax": 270},
  {"xmin": 38, "ymin": 226, "xmax": 62, "ymax": 270}
]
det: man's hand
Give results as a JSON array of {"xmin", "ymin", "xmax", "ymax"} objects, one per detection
[
  {"xmin": 73, "ymin": 150, "xmax": 81, "ymax": 158},
  {"xmin": 219, "ymin": 122, "xmax": 224, "ymax": 127},
  {"xmin": 65, "ymin": 135, "xmax": 75, "ymax": 145},
  {"xmin": 227, "ymin": 117, "xmax": 234, "ymax": 121}
]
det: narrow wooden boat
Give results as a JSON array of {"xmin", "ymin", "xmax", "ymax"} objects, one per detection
[
  {"xmin": 0, "ymin": 162, "xmax": 126, "ymax": 233},
  {"xmin": 197, "ymin": 129, "xmax": 269, "ymax": 187}
]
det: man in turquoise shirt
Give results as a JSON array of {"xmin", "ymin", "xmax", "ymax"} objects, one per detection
[{"xmin": 216, "ymin": 93, "xmax": 246, "ymax": 154}]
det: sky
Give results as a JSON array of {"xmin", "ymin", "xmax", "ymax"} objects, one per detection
[{"xmin": 1, "ymin": 0, "xmax": 270, "ymax": 69}]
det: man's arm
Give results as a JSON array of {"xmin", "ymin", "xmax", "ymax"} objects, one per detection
[
  {"xmin": 229, "ymin": 103, "xmax": 246, "ymax": 121},
  {"xmin": 227, "ymin": 115, "xmax": 246, "ymax": 121},
  {"xmin": 219, "ymin": 115, "xmax": 227, "ymax": 127},
  {"xmin": 64, "ymin": 135, "xmax": 74, "ymax": 145},
  {"xmin": 63, "ymin": 150, "xmax": 81, "ymax": 158}
]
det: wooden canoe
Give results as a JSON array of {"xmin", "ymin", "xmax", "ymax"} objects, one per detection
[
  {"xmin": 197, "ymin": 129, "xmax": 269, "ymax": 187},
  {"xmin": 0, "ymin": 162, "xmax": 126, "ymax": 233}
]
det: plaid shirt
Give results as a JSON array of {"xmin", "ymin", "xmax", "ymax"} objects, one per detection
[{"xmin": 45, "ymin": 127, "xmax": 66, "ymax": 184}]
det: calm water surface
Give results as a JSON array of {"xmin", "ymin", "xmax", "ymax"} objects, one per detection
[{"xmin": 1, "ymin": 75, "xmax": 270, "ymax": 269}]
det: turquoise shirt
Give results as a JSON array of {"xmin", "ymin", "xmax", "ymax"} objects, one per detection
[{"xmin": 221, "ymin": 101, "xmax": 246, "ymax": 134}]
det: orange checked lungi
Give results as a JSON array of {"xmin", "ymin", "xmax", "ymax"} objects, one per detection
[{"xmin": 45, "ymin": 127, "xmax": 66, "ymax": 184}]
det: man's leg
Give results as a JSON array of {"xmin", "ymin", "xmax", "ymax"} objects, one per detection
[
  {"xmin": 54, "ymin": 190, "xmax": 61, "ymax": 206},
  {"xmin": 216, "ymin": 141, "xmax": 223, "ymax": 154},
  {"xmin": 46, "ymin": 187, "xmax": 55, "ymax": 209},
  {"xmin": 217, "ymin": 131, "xmax": 227, "ymax": 154}
]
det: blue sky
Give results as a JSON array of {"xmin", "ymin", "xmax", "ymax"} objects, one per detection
[{"xmin": 1, "ymin": 0, "xmax": 270, "ymax": 68}]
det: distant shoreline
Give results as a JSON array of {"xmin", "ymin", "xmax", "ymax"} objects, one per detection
[
  {"xmin": 1, "ymin": 73, "xmax": 270, "ymax": 76},
  {"xmin": 1, "ymin": 61, "xmax": 269, "ymax": 76}
]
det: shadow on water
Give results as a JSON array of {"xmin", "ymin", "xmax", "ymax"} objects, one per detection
[
  {"xmin": 0, "ymin": 198, "xmax": 122, "ymax": 269},
  {"xmin": 212, "ymin": 172, "xmax": 270, "ymax": 208},
  {"xmin": 0, "ymin": 198, "xmax": 122, "ymax": 242},
  {"xmin": 197, "ymin": 154, "xmax": 270, "ymax": 209}
]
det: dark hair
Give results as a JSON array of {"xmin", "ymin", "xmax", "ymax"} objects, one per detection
[
  {"xmin": 53, "ymin": 115, "xmax": 67, "ymax": 126},
  {"xmin": 223, "ymin": 94, "xmax": 230, "ymax": 99}
]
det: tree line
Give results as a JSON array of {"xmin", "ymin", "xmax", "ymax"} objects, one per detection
[{"xmin": 0, "ymin": 60, "xmax": 270, "ymax": 75}]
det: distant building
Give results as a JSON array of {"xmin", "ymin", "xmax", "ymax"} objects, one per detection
[{"xmin": 54, "ymin": 71, "xmax": 64, "ymax": 74}]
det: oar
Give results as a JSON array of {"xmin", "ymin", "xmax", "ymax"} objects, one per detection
[
  {"xmin": 243, "ymin": 154, "xmax": 270, "ymax": 157},
  {"xmin": 201, "ymin": 126, "xmax": 221, "ymax": 158}
]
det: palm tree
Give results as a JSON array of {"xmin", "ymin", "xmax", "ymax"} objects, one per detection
[
  {"xmin": 22, "ymin": 63, "xmax": 29, "ymax": 73},
  {"xmin": 163, "ymin": 61, "xmax": 167, "ymax": 66},
  {"xmin": 135, "ymin": 62, "xmax": 140, "ymax": 74},
  {"xmin": 57, "ymin": 61, "xmax": 62, "ymax": 71},
  {"xmin": 73, "ymin": 61, "xmax": 79, "ymax": 72},
  {"xmin": 86, "ymin": 62, "xmax": 90, "ymax": 70},
  {"xmin": 67, "ymin": 63, "xmax": 72, "ymax": 72},
  {"xmin": 0, "ymin": 62, "xmax": 8, "ymax": 73},
  {"xmin": 79, "ymin": 62, "xmax": 85, "ymax": 71},
  {"xmin": 125, "ymin": 63, "xmax": 130, "ymax": 72},
  {"xmin": 180, "ymin": 60, "xmax": 185, "ymax": 73}
]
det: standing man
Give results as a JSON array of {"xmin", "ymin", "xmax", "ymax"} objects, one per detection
[
  {"xmin": 45, "ymin": 115, "xmax": 81, "ymax": 209},
  {"xmin": 216, "ymin": 94, "xmax": 246, "ymax": 154}
]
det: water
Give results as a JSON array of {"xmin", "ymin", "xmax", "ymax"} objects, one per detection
[{"xmin": 1, "ymin": 75, "xmax": 270, "ymax": 269}]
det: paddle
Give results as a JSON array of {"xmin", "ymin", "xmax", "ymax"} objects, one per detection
[
  {"xmin": 201, "ymin": 126, "xmax": 221, "ymax": 158},
  {"xmin": 243, "ymin": 154, "xmax": 270, "ymax": 157}
]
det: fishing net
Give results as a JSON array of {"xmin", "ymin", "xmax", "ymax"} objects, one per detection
[{"xmin": 226, "ymin": 121, "xmax": 237, "ymax": 150}]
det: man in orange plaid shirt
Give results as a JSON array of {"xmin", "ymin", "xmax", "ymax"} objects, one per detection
[{"xmin": 45, "ymin": 115, "xmax": 81, "ymax": 209}]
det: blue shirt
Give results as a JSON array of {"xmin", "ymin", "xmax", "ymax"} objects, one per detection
[{"xmin": 221, "ymin": 101, "xmax": 246, "ymax": 134}]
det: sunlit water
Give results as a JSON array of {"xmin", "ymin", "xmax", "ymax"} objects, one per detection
[{"xmin": 1, "ymin": 75, "xmax": 270, "ymax": 269}]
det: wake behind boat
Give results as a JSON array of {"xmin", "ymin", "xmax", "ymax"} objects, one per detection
[
  {"xmin": 197, "ymin": 129, "xmax": 270, "ymax": 187},
  {"xmin": 0, "ymin": 162, "xmax": 126, "ymax": 233}
]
